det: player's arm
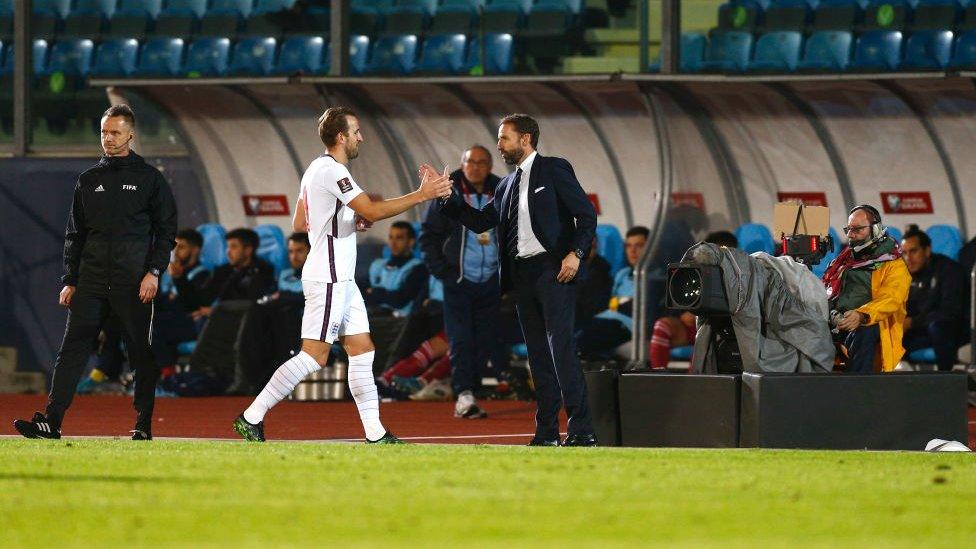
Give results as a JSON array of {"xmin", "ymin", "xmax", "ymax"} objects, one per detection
[
  {"xmin": 346, "ymin": 169, "xmax": 452, "ymax": 223},
  {"xmin": 293, "ymin": 198, "xmax": 307, "ymax": 232}
]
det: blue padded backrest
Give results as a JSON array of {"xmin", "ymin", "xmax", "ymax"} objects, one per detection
[
  {"xmin": 651, "ymin": 32, "xmax": 708, "ymax": 72},
  {"xmin": 46, "ymin": 39, "xmax": 95, "ymax": 76},
  {"xmin": 184, "ymin": 37, "xmax": 231, "ymax": 76},
  {"xmin": 73, "ymin": 0, "xmax": 118, "ymax": 16},
  {"xmin": 812, "ymin": 227, "xmax": 842, "ymax": 278},
  {"xmin": 852, "ymin": 29, "xmax": 903, "ymax": 70},
  {"xmin": 197, "ymin": 223, "xmax": 228, "ymax": 270},
  {"xmin": 349, "ymin": 34, "xmax": 370, "ymax": 75},
  {"xmin": 904, "ymin": 29, "xmax": 953, "ymax": 68},
  {"xmin": 1, "ymin": 40, "xmax": 49, "ymax": 74},
  {"xmin": 118, "ymin": 0, "xmax": 162, "ymax": 17},
  {"xmin": 951, "ymin": 29, "xmax": 976, "ymax": 68},
  {"xmin": 92, "ymin": 38, "xmax": 139, "ymax": 76},
  {"xmin": 35, "ymin": 0, "xmax": 72, "ymax": 17},
  {"xmin": 927, "ymin": 224, "xmax": 963, "ymax": 260},
  {"xmin": 367, "ymin": 34, "xmax": 418, "ymax": 74},
  {"xmin": 210, "ymin": 0, "xmax": 254, "ymax": 16},
  {"xmin": 229, "ymin": 36, "xmax": 276, "ymax": 75},
  {"xmin": 596, "ymin": 224, "xmax": 625, "ymax": 274},
  {"xmin": 274, "ymin": 35, "xmax": 325, "ymax": 75},
  {"xmin": 416, "ymin": 33, "xmax": 467, "ymax": 73},
  {"xmin": 137, "ymin": 37, "xmax": 184, "ymax": 76},
  {"xmin": 253, "ymin": 0, "xmax": 294, "ymax": 13},
  {"xmin": 165, "ymin": 0, "xmax": 208, "ymax": 17},
  {"xmin": 801, "ymin": 30, "xmax": 852, "ymax": 69},
  {"xmin": 885, "ymin": 225, "xmax": 902, "ymax": 243},
  {"xmin": 255, "ymin": 224, "xmax": 288, "ymax": 276},
  {"xmin": 751, "ymin": 30, "xmax": 803, "ymax": 70},
  {"xmin": 396, "ymin": 0, "xmax": 437, "ymax": 14},
  {"xmin": 706, "ymin": 30, "xmax": 753, "ymax": 70},
  {"xmin": 734, "ymin": 223, "xmax": 776, "ymax": 255},
  {"xmin": 467, "ymin": 32, "xmax": 514, "ymax": 74}
]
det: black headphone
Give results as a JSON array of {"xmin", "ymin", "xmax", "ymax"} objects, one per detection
[{"xmin": 848, "ymin": 204, "xmax": 886, "ymax": 249}]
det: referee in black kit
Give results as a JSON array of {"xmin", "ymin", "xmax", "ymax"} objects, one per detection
[{"xmin": 13, "ymin": 105, "xmax": 177, "ymax": 441}]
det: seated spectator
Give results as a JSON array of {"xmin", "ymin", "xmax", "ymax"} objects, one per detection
[
  {"xmin": 649, "ymin": 230, "xmax": 739, "ymax": 369},
  {"xmin": 576, "ymin": 226, "xmax": 650, "ymax": 358},
  {"xmin": 379, "ymin": 330, "xmax": 452, "ymax": 400},
  {"xmin": 960, "ymin": 233, "xmax": 975, "ymax": 281},
  {"xmin": 153, "ymin": 228, "xmax": 213, "ymax": 372},
  {"xmin": 385, "ymin": 276, "xmax": 445, "ymax": 370},
  {"xmin": 199, "ymin": 227, "xmax": 277, "ymax": 315},
  {"xmin": 365, "ymin": 221, "xmax": 429, "ymax": 316},
  {"xmin": 231, "ymin": 232, "xmax": 311, "ymax": 395},
  {"xmin": 901, "ymin": 225, "xmax": 967, "ymax": 371}
]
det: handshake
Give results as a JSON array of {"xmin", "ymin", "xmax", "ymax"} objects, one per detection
[{"xmin": 417, "ymin": 163, "xmax": 454, "ymax": 202}]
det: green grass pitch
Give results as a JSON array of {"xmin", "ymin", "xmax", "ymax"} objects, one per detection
[{"xmin": 1, "ymin": 439, "xmax": 974, "ymax": 547}]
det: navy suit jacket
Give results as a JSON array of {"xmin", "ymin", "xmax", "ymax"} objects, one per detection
[{"xmin": 440, "ymin": 153, "xmax": 597, "ymax": 291}]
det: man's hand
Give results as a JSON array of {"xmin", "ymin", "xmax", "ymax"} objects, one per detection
[
  {"xmin": 903, "ymin": 316, "xmax": 912, "ymax": 330},
  {"xmin": 418, "ymin": 164, "xmax": 452, "ymax": 201},
  {"xmin": 139, "ymin": 273, "xmax": 159, "ymax": 304},
  {"xmin": 557, "ymin": 253, "xmax": 581, "ymax": 283},
  {"xmin": 836, "ymin": 310, "xmax": 867, "ymax": 332},
  {"xmin": 168, "ymin": 261, "xmax": 185, "ymax": 279},
  {"xmin": 59, "ymin": 285, "xmax": 76, "ymax": 307},
  {"xmin": 355, "ymin": 214, "xmax": 373, "ymax": 232},
  {"xmin": 191, "ymin": 306, "xmax": 212, "ymax": 321}
]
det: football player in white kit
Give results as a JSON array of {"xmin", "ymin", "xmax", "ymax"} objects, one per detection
[{"xmin": 233, "ymin": 107, "xmax": 452, "ymax": 443}]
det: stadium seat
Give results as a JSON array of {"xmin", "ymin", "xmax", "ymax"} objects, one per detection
[
  {"xmin": 734, "ymin": 223, "xmax": 776, "ymax": 255},
  {"xmin": 851, "ymin": 30, "xmax": 902, "ymax": 71},
  {"xmin": 799, "ymin": 30, "xmax": 852, "ymax": 70},
  {"xmin": 197, "ymin": 223, "xmax": 228, "ymax": 270},
  {"xmin": 255, "ymin": 224, "xmax": 288, "ymax": 276},
  {"xmin": 229, "ymin": 36, "xmax": 277, "ymax": 75},
  {"xmin": 347, "ymin": 34, "xmax": 370, "ymax": 75},
  {"xmin": 763, "ymin": 0, "xmax": 811, "ymax": 32},
  {"xmin": 63, "ymin": 0, "xmax": 117, "ymax": 39},
  {"xmin": 648, "ymin": 32, "xmax": 707, "ymax": 72},
  {"xmin": 350, "ymin": 4, "xmax": 382, "ymax": 35},
  {"xmin": 0, "ymin": 39, "xmax": 49, "ymax": 74},
  {"xmin": 522, "ymin": 0, "xmax": 574, "ymax": 58},
  {"xmin": 910, "ymin": 0, "xmax": 959, "ymax": 31},
  {"xmin": 950, "ymin": 29, "xmax": 976, "ymax": 69},
  {"xmin": 105, "ymin": 3, "xmax": 153, "ymax": 40},
  {"xmin": 415, "ymin": 33, "xmax": 467, "ymax": 74},
  {"xmin": 810, "ymin": 0, "xmax": 862, "ymax": 32},
  {"xmin": 427, "ymin": 4, "xmax": 475, "ymax": 35},
  {"xmin": 885, "ymin": 225, "xmax": 902, "ymax": 243},
  {"xmin": 153, "ymin": 7, "xmax": 199, "ymax": 38},
  {"xmin": 906, "ymin": 347, "xmax": 938, "ymax": 363},
  {"xmin": 812, "ymin": 227, "xmax": 841, "ymax": 278},
  {"xmin": 961, "ymin": 2, "xmax": 976, "ymax": 31},
  {"xmin": 926, "ymin": 224, "xmax": 963, "ymax": 260},
  {"xmin": 700, "ymin": 30, "xmax": 753, "ymax": 72},
  {"xmin": 861, "ymin": 0, "xmax": 911, "ymax": 31},
  {"xmin": 91, "ymin": 37, "xmax": 139, "ymax": 76},
  {"xmin": 253, "ymin": 0, "xmax": 293, "ymax": 12},
  {"xmin": 481, "ymin": 2, "xmax": 524, "ymax": 34},
  {"xmin": 169, "ymin": 0, "xmax": 211, "ymax": 18},
  {"xmin": 273, "ymin": 35, "xmax": 326, "ymax": 75},
  {"xmin": 35, "ymin": 0, "xmax": 72, "ymax": 19},
  {"xmin": 366, "ymin": 34, "xmax": 418, "ymax": 75},
  {"xmin": 715, "ymin": 0, "xmax": 761, "ymax": 33},
  {"xmin": 748, "ymin": 30, "xmax": 802, "ymax": 72},
  {"xmin": 902, "ymin": 29, "xmax": 953, "ymax": 69},
  {"xmin": 120, "ymin": 0, "xmax": 162, "ymax": 18},
  {"xmin": 670, "ymin": 345, "xmax": 694, "ymax": 360},
  {"xmin": 383, "ymin": 5, "xmax": 428, "ymax": 35},
  {"xmin": 466, "ymin": 32, "xmax": 514, "ymax": 74},
  {"xmin": 184, "ymin": 37, "xmax": 231, "ymax": 76},
  {"xmin": 198, "ymin": 8, "xmax": 243, "ymax": 38},
  {"xmin": 211, "ymin": 0, "xmax": 254, "ymax": 17},
  {"xmin": 136, "ymin": 37, "xmax": 185, "ymax": 76},
  {"xmin": 45, "ymin": 39, "xmax": 95, "ymax": 76},
  {"xmin": 596, "ymin": 224, "xmax": 625, "ymax": 273}
]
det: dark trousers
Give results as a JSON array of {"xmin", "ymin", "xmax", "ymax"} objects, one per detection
[
  {"xmin": 844, "ymin": 324, "xmax": 880, "ymax": 373},
  {"xmin": 95, "ymin": 314, "xmax": 125, "ymax": 379},
  {"xmin": 904, "ymin": 320, "xmax": 965, "ymax": 372},
  {"xmin": 387, "ymin": 301, "xmax": 444, "ymax": 367},
  {"xmin": 150, "ymin": 304, "xmax": 198, "ymax": 368},
  {"xmin": 46, "ymin": 284, "xmax": 158, "ymax": 430},
  {"xmin": 577, "ymin": 317, "xmax": 632, "ymax": 357},
  {"xmin": 235, "ymin": 299, "xmax": 304, "ymax": 393},
  {"xmin": 512, "ymin": 254, "xmax": 594, "ymax": 439},
  {"xmin": 443, "ymin": 275, "xmax": 510, "ymax": 395}
]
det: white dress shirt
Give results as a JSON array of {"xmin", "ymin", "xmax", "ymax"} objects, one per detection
[{"xmin": 515, "ymin": 151, "xmax": 546, "ymax": 258}]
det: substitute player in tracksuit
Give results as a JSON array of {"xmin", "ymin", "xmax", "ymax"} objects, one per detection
[{"xmin": 13, "ymin": 105, "xmax": 177, "ymax": 441}]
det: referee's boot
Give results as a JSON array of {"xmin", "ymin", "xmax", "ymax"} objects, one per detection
[
  {"xmin": 366, "ymin": 432, "xmax": 406, "ymax": 444},
  {"xmin": 233, "ymin": 414, "xmax": 266, "ymax": 442},
  {"xmin": 13, "ymin": 412, "xmax": 61, "ymax": 439}
]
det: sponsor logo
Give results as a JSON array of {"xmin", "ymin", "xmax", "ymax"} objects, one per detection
[
  {"xmin": 122, "ymin": 184, "xmax": 137, "ymax": 191},
  {"xmin": 95, "ymin": 185, "xmax": 105, "ymax": 192},
  {"xmin": 241, "ymin": 194, "xmax": 291, "ymax": 216},
  {"xmin": 587, "ymin": 193, "xmax": 601, "ymax": 215},
  {"xmin": 337, "ymin": 177, "xmax": 353, "ymax": 193},
  {"xmin": 328, "ymin": 322, "xmax": 341, "ymax": 339},
  {"xmin": 671, "ymin": 192, "xmax": 705, "ymax": 211},
  {"xmin": 880, "ymin": 191, "xmax": 933, "ymax": 214},
  {"xmin": 777, "ymin": 192, "xmax": 827, "ymax": 207}
]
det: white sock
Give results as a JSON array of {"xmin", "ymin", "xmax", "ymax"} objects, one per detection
[
  {"xmin": 243, "ymin": 351, "xmax": 320, "ymax": 424},
  {"xmin": 347, "ymin": 351, "xmax": 386, "ymax": 441}
]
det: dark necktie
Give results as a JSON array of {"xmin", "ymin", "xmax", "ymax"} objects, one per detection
[{"xmin": 505, "ymin": 168, "xmax": 523, "ymax": 258}]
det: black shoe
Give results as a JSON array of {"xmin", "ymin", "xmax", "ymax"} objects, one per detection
[
  {"xmin": 13, "ymin": 412, "xmax": 61, "ymax": 440},
  {"xmin": 366, "ymin": 431, "xmax": 406, "ymax": 444},
  {"xmin": 561, "ymin": 433, "xmax": 598, "ymax": 447},
  {"xmin": 233, "ymin": 414, "xmax": 266, "ymax": 442},
  {"xmin": 527, "ymin": 437, "xmax": 560, "ymax": 447},
  {"xmin": 130, "ymin": 429, "xmax": 152, "ymax": 441}
]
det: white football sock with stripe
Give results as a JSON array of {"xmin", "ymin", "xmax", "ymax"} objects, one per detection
[
  {"xmin": 243, "ymin": 351, "xmax": 320, "ymax": 424},
  {"xmin": 347, "ymin": 351, "xmax": 386, "ymax": 441}
]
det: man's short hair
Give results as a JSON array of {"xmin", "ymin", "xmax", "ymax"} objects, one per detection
[
  {"xmin": 391, "ymin": 221, "xmax": 416, "ymax": 240},
  {"xmin": 465, "ymin": 144, "xmax": 492, "ymax": 158},
  {"xmin": 176, "ymin": 228, "xmax": 203, "ymax": 248},
  {"xmin": 318, "ymin": 106, "xmax": 356, "ymax": 148},
  {"xmin": 625, "ymin": 226, "xmax": 650, "ymax": 240},
  {"xmin": 226, "ymin": 228, "xmax": 260, "ymax": 250},
  {"xmin": 902, "ymin": 224, "xmax": 931, "ymax": 249},
  {"xmin": 500, "ymin": 114, "xmax": 540, "ymax": 148},
  {"xmin": 288, "ymin": 232, "xmax": 311, "ymax": 248},
  {"xmin": 705, "ymin": 230, "xmax": 738, "ymax": 248},
  {"xmin": 102, "ymin": 104, "xmax": 136, "ymax": 127}
]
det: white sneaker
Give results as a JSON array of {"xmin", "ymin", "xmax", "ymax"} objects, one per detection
[
  {"xmin": 409, "ymin": 378, "xmax": 453, "ymax": 401},
  {"xmin": 454, "ymin": 390, "xmax": 487, "ymax": 419}
]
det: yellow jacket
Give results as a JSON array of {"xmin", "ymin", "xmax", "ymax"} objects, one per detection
[{"xmin": 854, "ymin": 259, "xmax": 911, "ymax": 371}]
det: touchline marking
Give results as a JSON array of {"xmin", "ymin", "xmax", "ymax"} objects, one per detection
[{"xmin": 0, "ymin": 433, "xmax": 563, "ymax": 443}]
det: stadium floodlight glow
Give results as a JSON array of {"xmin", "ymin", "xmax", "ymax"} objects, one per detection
[{"xmin": 666, "ymin": 263, "xmax": 731, "ymax": 316}]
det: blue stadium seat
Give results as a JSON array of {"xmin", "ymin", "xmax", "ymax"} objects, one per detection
[
  {"xmin": 596, "ymin": 224, "xmax": 625, "ymax": 274},
  {"xmin": 0, "ymin": 40, "xmax": 49, "ymax": 74},
  {"xmin": 136, "ymin": 37, "xmax": 185, "ymax": 76},
  {"xmin": 63, "ymin": 0, "xmax": 117, "ymax": 39},
  {"xmin": 950, "ymin": 30, "xmax": 976, "ymax": 69},
  {"xmin": 91, "ymin": 38, "xmax": 139, "ymax": 76},
  {"xmin": 415, "ymin": 33, "xmax": 467, "ymax": 74},
  {"xmin": 74, "ymin": 0, "xmax": 117, "ymax": 16},
  {"xmin": 812, "ymin": 227, "xmax": 841, "ymax": 278},
  {"xmin": 118, "ymin": 0, "xmax": 161, "ymax": 18},
  {"xmin": 366, "ymin": 34, "xmax": 417, "ymax": 75},
  {"xmin": 166, "ymin": 0, "xmax": 208, "ymax": 18},
  {"xmin": 255, "ymin": 224, "xmax": 288, "ymax": 276},
  {"xmin": 910, "ymin": 0, "xmax": 959, "ymax": 31},
  {"xmin": 441, "ymin": 0, "xmax": 484, "ymax": 7},
  {"xmin": 851, "ymin": 30, "xmax": 902, "ymax": 71},
  {"xmin": 810, "ymin": 0, "xmax": 861, "ymax": 32},
  {"xmin": 885, "ymin": 225, "xmax": 902, "ymax": 243},
  {"xmin": 184, "ymin": 37, "xmax": 231, "ymax": 76},
  {"xmin": 253, "ymin": 0, "xmax": 294, "ymax": 13},
  {"xmin": 649, "ymin": 32, "xmax": 707, "ymax": 72},
  {"xmin": 902, "ymin": 29, "xmax": 953, "ymax": 69},
  {"xmin": 273, "ymin": 35, "xmax": 326, "ymax": 75},
  {"xmin": 106, "ymin": 2, "xmax": 154, "ymax": 39},
  {"xmin": 211, "ymin": 0, "xmax": 254, "ymax": 16},
  {"xmin": 198, "ymin": 6, "xmax": 243, "ymax": 37},
  {"xmin": 862, "ymin": 0, "xmax": 910, "ymax": 31},
  {"xmin": 716, "ymin": 0, "xmax": 762, "ymax": 33},
  {"xmin": 45, "ymin": 39, "xmax": 95, "ymax": 76},
  {"xmin": 34, "ymin": 0, "xmax": 72, "ymax": 18},
  {"xmin": 927, "ymin": 224, "xmax": 963, "ymax": 260},
  {"xmin": 748, "ymin": 30, "xmax": 802, "ymax": 71},
  {"xmin": 466, "ymin": 33, "xmax": 514, "ymax": 74},
  {"xmin": 481, "ymin": 2, "xmax": 524, "ymax": 33},
  {"xmin": 799, "ymin": 30, "xmax": 852, "ymax": 70},
  {"xmin": 700, "ymin": 30, "xmax": 753, "ymax": 72},
  {"xmin": 670, "ymin": 345, "xmax": 694, "ymax": 360},
  {"xmin": 197, "ymin": 223, "xmax": 228, "ymax": 270},
  {"xmin": 906, "ymin": 347, "xmax": 938, "ymax": 363},
  {"xmin": 383, "ymin": 5, "xmax": 429, "ymax": 35},
  {"xmin": 229, "ymin": 36, "xmax": 277, "ymax": 75},
  {"xmin": 349, "ymin": 34, "xmax": 370, "ymax": 75},
  {"xmin": 763, "ymin": 0, "xmax": 811, "ymax": 32},
  {"xmin": 734, "ymin": 223, "xmax": 776, "ymax": 255}
]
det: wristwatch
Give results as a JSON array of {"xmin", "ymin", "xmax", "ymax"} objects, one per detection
[
  {"xmin": 574, "ymin": 248, "xmax": 585, "ymax": 260},
  {"xmin": 149, "ymin": 268, "xmax": 161, "ymax": 277}
]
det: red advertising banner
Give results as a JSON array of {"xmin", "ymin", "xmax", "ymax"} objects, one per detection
[
  {"xmin": 587, "ymin": 193, "xmax": 602, "ymax": 215},
  {"xmin": 242, "ymin": 194, "xmax": 290, "ymax": 216},
  {"xmin": 777, "ymin": 192, "xmax": 828, "ymax": 207},
  {"xmin": 880, "ymin": 191, "xmax": 934, "ymax": 214},
  {"xmin": 671, "ymin": 192, "xmax": 705, "ymax": 211}
]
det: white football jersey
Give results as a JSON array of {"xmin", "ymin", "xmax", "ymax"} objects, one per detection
[{"xmin": 298, "ymin": 154, "xmax": 364, "ymax": 283}]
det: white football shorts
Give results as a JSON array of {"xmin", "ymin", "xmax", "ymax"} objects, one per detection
[{"xmin": 300, "ymin": 280, "xmax": 370, "ymax": 343}]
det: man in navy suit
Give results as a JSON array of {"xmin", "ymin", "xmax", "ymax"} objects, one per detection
[{"xmin": 431, "ymin": 114, "xmax": 598, "ymax": 446}]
